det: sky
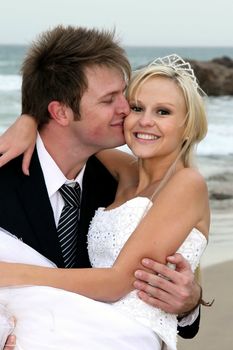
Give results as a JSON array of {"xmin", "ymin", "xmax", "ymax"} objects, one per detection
[{"xmin": 0, "ymin": 0, "xmax": 233, "ymax": 46}]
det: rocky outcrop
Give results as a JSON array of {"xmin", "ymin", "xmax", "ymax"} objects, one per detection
[{"xmin": 188, "ymin": 56, "xmax": 233, "ymax": 96}]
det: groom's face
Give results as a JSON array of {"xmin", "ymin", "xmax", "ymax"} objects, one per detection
[{"xmin": 72, "ymin": 65, "xmax": 130, "ymax": 153}]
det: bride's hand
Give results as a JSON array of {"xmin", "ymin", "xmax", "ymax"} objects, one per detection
[
  {"xmin": 0, "ymin": 115, "xmax": 37, "ymax": 175},
  {"xmin": 0, "ymin": 305, "xmax": 16, "ymax": 350},
  {"xmin": 3, "ymin": 335, "xmax": 16, "ymax": 350}
]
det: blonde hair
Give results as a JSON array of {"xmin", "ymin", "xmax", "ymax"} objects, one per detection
[{"xmin": 126, "ymin": 65, "xmax": 208, "ymax": 168}]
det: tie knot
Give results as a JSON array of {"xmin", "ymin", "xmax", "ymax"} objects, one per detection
[{"xmin": 59, "ymin": 183, "xmax": 81, "ymax": 207}]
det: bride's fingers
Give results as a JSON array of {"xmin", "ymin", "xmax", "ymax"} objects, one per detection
[
  {"xmin": 3, "ymin": 335, "xmax": 16, "ymax": 350},
  {"xmin": 0, "ymin": 139, "xmax": 9, "ymax": 154},
  {"xmin": 0, "ymin": 139, "xmax": 35, "ymax": 173},
  {"xmin": 0, "ymin": 152, "xmax": 11, "ymax": 167},
  {"xmin": 0, "ymin": 132, "xmax": 14, "ymax": 162},
  {"xmin": 22, "ymin": 145, "xmax": 35, "ymax": 176},
  {"xmin": 0, "ymin": 148, "xmax": 22, "ymax": 168}
]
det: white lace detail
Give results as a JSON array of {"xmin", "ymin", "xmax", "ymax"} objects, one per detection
[{"xmin": 88, "ymin": 197, "xmax": 207, "ymax": 350}]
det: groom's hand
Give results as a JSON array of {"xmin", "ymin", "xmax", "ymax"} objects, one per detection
[
  {"xmin": 3, "ymin": 335, "xmax": 16, "ymax": 350},
  {"xmin": 133, "ymin": 253, "xmax": 201, "ymax": 315}
]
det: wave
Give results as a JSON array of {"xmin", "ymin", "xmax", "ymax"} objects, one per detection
[
  {"xmin": 119, "ymin": 121, "xmax": 233, "ymax": 157},
  {"xmin": 197, "ymin": 124, "xmax": 233, "ymax": 156},
  {"xmin": 0, "ymin": 74, "xmax": 21, "ymax": 91},
  {"xmin": 0, "ymin": 78, "xmax": 232, "ymax": 157},
  {"xmin": 119, "ymin": 126, "xmax": 233, "ymax": 157}
]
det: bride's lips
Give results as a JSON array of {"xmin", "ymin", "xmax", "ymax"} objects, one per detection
[{"xmin": 133, "ymin": 132, "xmax": 161, "ymax": 141}]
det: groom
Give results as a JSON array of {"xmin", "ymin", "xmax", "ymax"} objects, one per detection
[{"xmin": 0, "ymin": 25, "xmax": 201, "ymax": 347}]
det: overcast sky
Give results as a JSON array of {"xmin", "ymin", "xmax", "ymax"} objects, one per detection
[{"xmin": 0, "ymin": 0, "xmax": 233, "ymax": 46}]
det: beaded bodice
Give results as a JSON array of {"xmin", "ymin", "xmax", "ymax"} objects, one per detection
[{"xmin": 88, "ymin": 197, "xmax": 207, "ymax": 350}]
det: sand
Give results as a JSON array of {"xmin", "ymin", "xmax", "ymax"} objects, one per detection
[
  {"xmin": 178, "ymin": 260, "xmax": 233, "ymax": 349},
  {"xmin": 178, "ymin": 154, "xmax": 233, "ymax": 349}
]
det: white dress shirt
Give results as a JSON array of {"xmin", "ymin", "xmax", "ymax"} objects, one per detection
[{"xmin": 36, "ymin": 133, "xmax": 85, "ymax": 227}]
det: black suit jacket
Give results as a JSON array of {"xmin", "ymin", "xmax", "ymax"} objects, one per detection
[
  {"xmin": 0, "ymin": 149, "xmax": 199, "ymax": 338},
  {"xmin": 0, "ymin": 150, "xmax": 117, "ymax": 268}
]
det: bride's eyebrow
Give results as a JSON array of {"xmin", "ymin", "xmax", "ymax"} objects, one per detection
[
  {"xmin": 155, "ymin": 102, "xmax": 176, "ymax": 108},
  {"xmin": 130, "ymin": 98, "xmax": 176, "ymax": 107},
  {"xmin": 129, "ymin": 99, "xmax": 142, "ymax": 105}
]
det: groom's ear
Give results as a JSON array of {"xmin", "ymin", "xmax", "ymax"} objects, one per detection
[{"xmin": 48, "ymin": 101, "xmax": 73, "ymax": 126}]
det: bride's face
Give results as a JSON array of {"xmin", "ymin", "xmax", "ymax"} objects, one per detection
[{"xmin": 124, "ymin": 76, "xmax": 187, "ymax": 161}]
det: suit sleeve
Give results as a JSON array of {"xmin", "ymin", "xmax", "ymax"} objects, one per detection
[{"xmin": 177, "ymin": 309, "xmax": 200, "ymax": 338}]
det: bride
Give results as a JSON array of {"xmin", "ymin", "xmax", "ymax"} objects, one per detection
[{"xmin": 0, "ymin": 55, "xmax": 209, "ymax": 350}]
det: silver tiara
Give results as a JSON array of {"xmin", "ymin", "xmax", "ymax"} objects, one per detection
[{"xmin": 148, "ymin": 54, "xmax": 203, "ymax": 93}]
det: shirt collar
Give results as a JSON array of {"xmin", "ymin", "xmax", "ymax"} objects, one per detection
[{"xmin": 36, "ymin": 133, "xmax": 85, "ymax": 198}]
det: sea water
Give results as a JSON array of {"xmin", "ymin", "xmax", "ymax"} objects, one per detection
[{"xmin": 0, "ymin": 45, "xmax": 233, "ymax": 156}]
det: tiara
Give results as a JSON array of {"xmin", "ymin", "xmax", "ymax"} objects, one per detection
[{"xmin": 147, "ymin": 54, "xmax": 204, "ymax": 94}]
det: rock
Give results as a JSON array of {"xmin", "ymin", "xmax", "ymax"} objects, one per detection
[
  {"xmin": 212, "ymin": 56, "xmax": 233, "ymax": 68},
  {"xmin": 209, "ymin": 192, "xmax": 233, "ymax": 200},
  {"xmin": 188, "ymin": 57, "xmax": 233, "ymax": 96}
]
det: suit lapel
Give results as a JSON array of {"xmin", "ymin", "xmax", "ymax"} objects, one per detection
[{"xmin": 16, "ymin": 151, "xmax": 65, "ymax": 267}]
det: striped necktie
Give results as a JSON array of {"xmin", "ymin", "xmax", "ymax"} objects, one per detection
[{"xmin": 57, "ymin": 183, "xmax": 81, "ymax": 268}]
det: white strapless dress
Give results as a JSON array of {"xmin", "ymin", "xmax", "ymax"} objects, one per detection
[{"xmin": 0, "ymin": 197, "xmax": 207, "ymax": 350}]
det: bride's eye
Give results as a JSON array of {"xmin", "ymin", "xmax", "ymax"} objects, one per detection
[
  {"xmin": 157, "ymin": 109, "xmax": 169, "ymax": 116},
  {"xmin": 130, "ymin": 105, "xmax": 142, "ymax": 112}
]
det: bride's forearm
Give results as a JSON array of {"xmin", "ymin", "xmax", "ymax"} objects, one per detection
[
  {"xmin": 0, "ymin": 262, "xmax": 134, "ymax": 302},
  {"xmin": 0, "ymin": 114, "xmax": 37, "ymax": 173}
]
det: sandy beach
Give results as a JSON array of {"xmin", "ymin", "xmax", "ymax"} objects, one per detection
[
  {"xmin": 178, "ymin": 260, "xmax": 233, "ymax": 350},
  {"xmin": 178, "ymin": 154, "xmax": 233, "ymax": 349}
]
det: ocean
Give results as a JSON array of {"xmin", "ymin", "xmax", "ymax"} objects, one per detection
[{"xmin": 0, "ymin": 44, "xmax": 233, "ymax": 157}]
